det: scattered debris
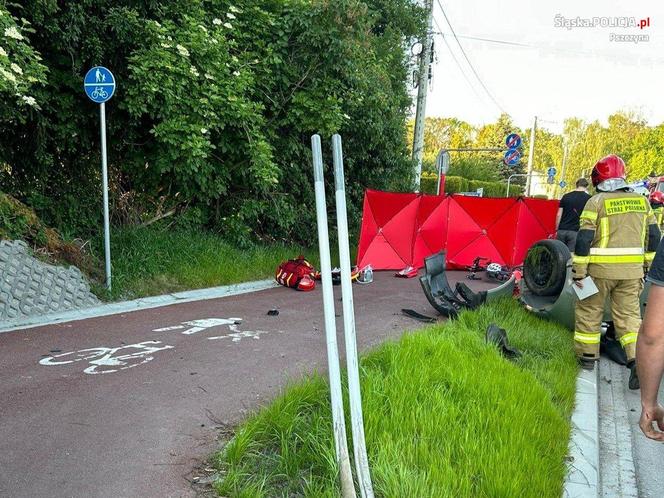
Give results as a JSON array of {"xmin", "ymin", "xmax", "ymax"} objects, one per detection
[
  {"xmin": 395, "ymin": 266, "xmax": 418, "ymax": 278},
  {"xmin": 357, "ymin": 265, "xmax": 373, "ymax": 284},
  {"xmin": 485, "ymin": 324, "xmax": 522, "ymax": 360},
  {"xmin": 401, "ymin": 309, "xmax": 436, "ymax": 323}
]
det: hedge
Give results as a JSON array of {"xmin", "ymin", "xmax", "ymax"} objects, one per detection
[{"xmin": 420, "ymin": 174, "xmax": 522, "ymax": 197}]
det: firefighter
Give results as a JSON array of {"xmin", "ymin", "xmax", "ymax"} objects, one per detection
[
  {"xmin": 573, "ymin": 154, "xmax": 661, "ymax": 389},
  {"xmin": 649, "ymin": 190, "xmax": 664, "ymax": 234}
]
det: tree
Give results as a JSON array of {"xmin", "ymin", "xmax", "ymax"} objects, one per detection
[
  {"xmin": 0, "ymin": 0, "xmax": 425, "ymax": 244},
  {"xmin": 0, "ymin": 5, "xmax": 46, "ymax": 122}
]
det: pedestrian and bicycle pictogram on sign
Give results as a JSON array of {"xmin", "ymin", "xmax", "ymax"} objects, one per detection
[{"xmin": 84, "ymin": 66, "xmax": 116, "ymax": 104}]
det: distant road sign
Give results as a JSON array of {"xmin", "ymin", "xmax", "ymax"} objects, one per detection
[
  {"xmin": 84, "ymin": 66, "xmax": 116, "ymax": 104},
  {"xmin": 547, "ymin": 166, "xmax": 557, "ymax": 176},
  {"xmin": 559, "ymin": 180, "xmax": 567, "ymax": 188},
  {"xmin": 505, "ymin": 133, "xmax": 522, "ymax": 149},
  {"xmin": 504, "ymin": 149, "xmax": 521, "ymax": 166},
  {"xmin": 547, "ymin": 176, "xmax": 555, "ymax": 185}
]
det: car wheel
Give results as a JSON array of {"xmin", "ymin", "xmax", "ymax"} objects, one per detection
[{"xmin": 523, "ymin": 239, "xmax": 571, "ymax": 297}]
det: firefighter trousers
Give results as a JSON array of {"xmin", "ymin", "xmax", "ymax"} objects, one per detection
[{"xmin": 574, "ymin": 278, "xmax": 642, "ymax": 362}]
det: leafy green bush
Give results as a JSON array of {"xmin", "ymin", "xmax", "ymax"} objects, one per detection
[
  {"xmin": 0, "ymin": 0, "xmax": 425, "ymax": 244},
  {"xmin": 0, "ymin": 6, "xmax": 47, "ymax": 121},
  {"xmin": 420, "ymin": 173, "xmax": 522, "ymax": 197},
  {"xmin": 419, "ymin": 173, "xmax": 439, "ymax": 194},
  {"xmin": 444, "ymin": 175, "xmax": 469, "ymax": 194},
  {"xmin": 468, "ymin": 179, "xmax": 522, "ymax": 197},
  {"xmin": 447, "ymin": 156, "xmax": 502, "ymax": 182}
]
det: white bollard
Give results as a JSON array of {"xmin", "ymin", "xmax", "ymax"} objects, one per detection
[
  {"xmin": 332, "ymin": 134, "xmax": 375, "ymax": 498},
  {"xmin": 311, "ymin": 135, "xmax": 357, "ymax": 498}
]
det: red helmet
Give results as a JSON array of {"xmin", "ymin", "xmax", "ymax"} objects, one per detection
[
  {"xmin": 651, "ymin": 190, "xmax": 664, "ymax": 204},
  {"xmin": 591, "ymin": 155, "xmax": 627, "ymax": 191}
]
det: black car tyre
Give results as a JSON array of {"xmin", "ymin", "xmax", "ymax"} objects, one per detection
[{"xmin": 523, "ymin": 239, "xmax": 571, "ymax": 297}]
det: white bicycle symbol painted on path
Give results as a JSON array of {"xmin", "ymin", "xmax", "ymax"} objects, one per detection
[
  {"xmin": 39, "ymin": 340, "xmax": 173, "ymax": 375},
  {"xmin": 39, "ymin": 317, "xmax": 270, "ymax": 375}
]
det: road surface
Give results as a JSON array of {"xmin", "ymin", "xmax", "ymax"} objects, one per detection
[{"xmin": 0, "ymin": 272, "xmax": 494, "ymax": 498}]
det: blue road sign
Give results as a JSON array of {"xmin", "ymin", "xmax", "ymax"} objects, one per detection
[
  {"xmin": 505, "ymin": 133, "xmax": 522, "ymax": 149},
  {"xmin": 547, "ymin": 166, "xmax": 557, "ymax": 176},
  {"xmin": 84, "ymin": 66, "xmax": 116, "ymax": 104},
  {"xmin": 559, "ymin": 180, "xmax": 567, "ymax": 188},
  {"xmin": 504, "ymin": 149, "xmax": 521, "ymax": 166}
]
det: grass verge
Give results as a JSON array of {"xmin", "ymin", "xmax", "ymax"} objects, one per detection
[
  {"xmin": 212, "ymin": 299, "xmax": 577, "ymax": 497},
  {"xmin": 98, "ymin": 226, "xmax": 317, "ymax": 301}
]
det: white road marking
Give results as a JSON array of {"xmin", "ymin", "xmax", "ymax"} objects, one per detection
[
  {"xmin": 40, "ymin": 341, "xmax": 174, "ymax": 375},
  {"xmin": 39, "ymin": 316, "xmax": 266, "ymax": 374},
  {"xmin": 152, "ymin": 325, "xmax": 185, "ymax": 332},
  {"xmin": 208, "ymin": 329, "xmax": 267, "ymax": 341}
]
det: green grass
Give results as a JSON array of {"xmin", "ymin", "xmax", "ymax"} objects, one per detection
[
  {"xmin": 212, "ymin": 299, "xmax": 577, "ymax": 498},
  {"xmin": 97, "ymin": 226, "xmax": 317, "ymax": 301}
]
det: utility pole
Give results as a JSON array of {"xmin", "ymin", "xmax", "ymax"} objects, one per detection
[
  {"xmin": 411, "ymin": 0, "xmax": 434, "ymax": 192},
  {"xmin": 525, "ymin": 115, "xmax": 537, "ymax": 196}
]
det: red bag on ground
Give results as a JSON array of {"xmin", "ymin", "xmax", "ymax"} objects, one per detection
[{"xmin": 275, "ymin": 256, "xmax": 316, "ymax": 291}]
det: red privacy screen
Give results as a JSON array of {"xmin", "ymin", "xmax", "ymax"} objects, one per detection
[{"xmin": 356, "ymin": 190, "xmax": 559, "ymax": 270}]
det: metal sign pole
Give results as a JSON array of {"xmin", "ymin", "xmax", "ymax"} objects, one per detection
[
  {"xmin": 100, "ymin": 102, "xmax": 112, "ymax": 291},
  {"xmin": 84, "ymin": 66, "xmax": 116, "ymax": 292},
  {"xmin": 311, "ymin": 135, "xmax": 356, "ymax": 498},
  {"xmin": 332, "ymin": 134, "xmax": 374, "ymax": 498},
  {"xmin": 525, "ymin": 116, "xmax": 537, "ymax": 196}
]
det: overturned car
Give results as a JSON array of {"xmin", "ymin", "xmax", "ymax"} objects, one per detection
[
  {"xmin": 419, "ymin": 240, "xmax": 649, "ymax": 331},
  {"xmin": 520, "ymin": 239, "xmax": 649, "ymax": 331}
]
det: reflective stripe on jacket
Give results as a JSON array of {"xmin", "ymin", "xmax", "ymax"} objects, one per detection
[{"xmin": 572, "ymin": 191, "xmax": 660, "ymax": 279}]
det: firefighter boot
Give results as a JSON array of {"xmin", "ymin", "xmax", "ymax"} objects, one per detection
[{"xmin": 627, "ymin": 360, "xmax": 640, "ymax": 390}]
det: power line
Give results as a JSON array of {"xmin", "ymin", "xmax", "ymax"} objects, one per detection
[
  {"xmin": 435, "ymin": 0, "xmax": 507, "ymax": 115},
  {"xmin": 445, "ymin": 33, "xmax": 532, "ymax": 48},
  {"xmin": 433, "ymin": 31, "xmax": 664, "ymax": 65},
  {"xmin": 432, "ymin": 17, "xmax": 487, "ymax": 106}
]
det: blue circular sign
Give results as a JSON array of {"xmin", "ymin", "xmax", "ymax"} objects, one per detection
[
  {"xmin": 547, "ymin": 166, "xmax": 557, "ymax": 176},
  {"xmin": 84, "ymin": 66, "xmax": 116, "ymax": 104},
  {"xmin": 505, "ymin": 133, "xmax": 522, "ymax": 149},
  {"xmin": 504, "ymin": 149, "xmax": 521, "ymax": 165}
]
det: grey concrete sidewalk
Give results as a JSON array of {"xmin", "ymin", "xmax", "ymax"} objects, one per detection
[
  {"xmin": 564, "ymin": 367, "xmax": 599, "ymax": 498},
  {"xmin": 599, "ymin": 357, "xmax": 664, "ymax": 497}
]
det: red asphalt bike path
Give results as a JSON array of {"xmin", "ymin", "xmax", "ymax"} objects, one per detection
[{"xmin": 0, "ymin": 272, "xmax": 494, "ymax": 498}]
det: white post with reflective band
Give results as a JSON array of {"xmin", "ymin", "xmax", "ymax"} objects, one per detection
[
  {"xmin": 311, "ymin": 135, "xmax": 356, "ymax": 498},
  {"xmin": 332, "ymin": 134, "xmax": 375, "ymax": 498}
]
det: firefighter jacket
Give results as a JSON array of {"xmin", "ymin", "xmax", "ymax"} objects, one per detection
[
  {"xmin": 652, "ymin": 203, "xmax": 664, "ymax": 234},
  {"xmin": 572, "ymin": 191, "xmax": 661, "ymax": 280}
]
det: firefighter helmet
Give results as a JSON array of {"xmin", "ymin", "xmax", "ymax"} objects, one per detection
[
  {"xmin": 651, "ymin": 190, "xmax": 664, "ymax": 205},
  {"xmin": 591, "ymin": 155, "xmax": 628, "ymax": 192}
]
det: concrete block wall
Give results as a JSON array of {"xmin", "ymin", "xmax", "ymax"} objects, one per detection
[{"xmin": 0, "ymin": 240, "xmax": 100, "ymax": 321}]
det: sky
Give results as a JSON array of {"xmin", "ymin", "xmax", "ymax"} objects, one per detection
[{"xmin": 424, "ymin": 0, "xmax": 664, "ymax": 133}]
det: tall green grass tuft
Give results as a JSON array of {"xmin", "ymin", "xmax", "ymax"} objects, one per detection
[
  {"xmin": 213, "ymin": 299, "xmax": 577, "ymax": 497},
  {"xmin": 97, "ymin": 226, "xmax": 317, "ymax": 300}
]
